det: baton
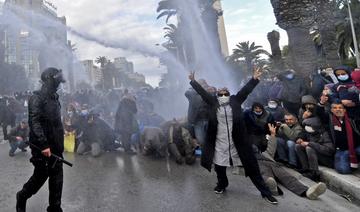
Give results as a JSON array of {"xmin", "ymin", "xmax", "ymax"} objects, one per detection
[{"xmin": 25, "ymin": 141, "xmax": 73, "ymax": 167}]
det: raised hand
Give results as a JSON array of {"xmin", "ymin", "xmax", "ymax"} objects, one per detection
[
  {"xmin": 189, "ymin": 71, "xmax": 195, "ymax": 81},
  {"xmin": 253, "ymin": 67, "xmax": 263, "ymax": 80}
]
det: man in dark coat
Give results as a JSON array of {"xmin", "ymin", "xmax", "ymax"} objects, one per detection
[
  {"xmin": 189, "ymin": 68, "xmax": 278, "ymax": 204},
  {"xmin": 114, "ymin": 94, "xmax": 138, "ymax": 154},
  {"xmin": 16, "ymin": 68, "xmax": 66, "ymax": 212}
]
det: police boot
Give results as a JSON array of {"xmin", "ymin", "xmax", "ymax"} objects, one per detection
[{"xmin": 16, "ymin": 191, "xmax": 28, "ymax": 212}]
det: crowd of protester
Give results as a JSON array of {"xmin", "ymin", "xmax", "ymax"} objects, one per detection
[{"xmin": 1, "ymin": 65, "xmax": 360, "ymax": 204}]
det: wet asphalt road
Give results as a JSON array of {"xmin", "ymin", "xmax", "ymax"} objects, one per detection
[{"xmin": 0, "ymin": 140, "xmax": 359, "ymax": 212}]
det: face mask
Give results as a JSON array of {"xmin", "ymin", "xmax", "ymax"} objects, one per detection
[
  {"xmin": 268, "ymin": 102, "xmax": 278, "ymax": 109},
  {"xmin": 305, "ymin": 126, "xmax": 315, "ymax": 133},
  {"xmin": 254, "ymin": 111, "xmax": 263, "ymax": 116},
  {"xmin": 218, "ymin": 96, "xmax": 230, "ymax": 105},
  {"xmin": 67, "ymin": 111, "xmax": 74, "ymax": 116},
  {"xmin": 337, "ymin": 74, "xmax": 349, "ymax": 81},
  {"xmin": 286, "ymin": 73, "xmax": 294, "ymax": 80}
]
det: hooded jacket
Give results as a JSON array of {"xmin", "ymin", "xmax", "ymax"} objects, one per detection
[
  {"xmin": 331, "ymin": 66, "xmax": 360, "ymax": 119},
  {"xmin": 298, "ymin": 95, "xmax": 318, "ymax": 123},
  {"xmin": 298, "ymin": 117, "xmax": 335, "ymax": 159}
]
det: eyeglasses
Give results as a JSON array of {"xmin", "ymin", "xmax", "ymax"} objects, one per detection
[{"xmin": 218, "ymin": 93, "xmax": 230, "ymax": 97}]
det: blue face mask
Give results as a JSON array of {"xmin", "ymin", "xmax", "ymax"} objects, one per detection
[
  {"xmin": 286, "ymin": 73, "xmax": 294, "ymax": 80},
  {"xmin": 337, "ymin": 74, "xmax": 349, "ymax": 81}
]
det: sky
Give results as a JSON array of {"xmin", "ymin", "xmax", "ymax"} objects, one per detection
[{"xmin": 1, "ymin": 0, "xmax": 288, "ymax": 87}]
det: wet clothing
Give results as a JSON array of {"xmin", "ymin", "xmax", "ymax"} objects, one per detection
[
  {"xmin": 213, "ymin": 105, "xmax": 241, "ymax": 167},
  {"xmin": 17, "ymin": 84, "xmax": 65, "ymax": 211},
  {"xmin": 115, "ymin": 97, "xmax": 138, "ymax": 151},
  {"xmin": 190, "ymin": 78, "xmax": 273, "ymax": 198},
  {"xmin": 140, "ymin": 127, "xmax": 167, "ymax": 157},
  {"xmin": 167, "ymin": 124, "xmax": 197, "ymax": 165}
]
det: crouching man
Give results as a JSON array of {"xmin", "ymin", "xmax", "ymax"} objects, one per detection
[
  {"xmin": 140, "ymin": 127, "xmax": 167, "ymax": 158},
  {"xmin": 167, "ymin": 120, "xmax": 197, "ymax": 165},
  {"xmin": 8, "ymin": 120, "xmax": 29, "ymax": 157}
]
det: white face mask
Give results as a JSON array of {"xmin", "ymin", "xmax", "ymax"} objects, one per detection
[
  {"xmin": 305, "ymin": 126, "xmax": 315, "ymax": 133},
  {"xmin": 268, "ymin": 102, "xmax": 278, "ymax": 109},
  {"xmin": 218, "ymin": 96, "xmax": 230, "ymax": 105},
  {"xmin": 337, "ymin": 74, "xmax": 349, "ymax": 81}
]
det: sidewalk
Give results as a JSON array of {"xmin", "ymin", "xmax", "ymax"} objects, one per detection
[{"xmin": 319, "ymin": 166, "xmax": 360, "ymax": 204}]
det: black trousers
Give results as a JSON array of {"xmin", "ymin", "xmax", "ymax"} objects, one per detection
[
  {"xmin": 214, "ymin": 164, "xmax": 272, "ymax": 197},
  {"xmin": 121, "ymin": 132, "xmax": 132, "ymax": 151},
  {"xmin": 18, "ymin": 157, "xmax": 63, "ymax": 212}
]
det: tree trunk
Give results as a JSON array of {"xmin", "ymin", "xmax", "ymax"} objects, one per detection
[
  {"xmin": 315, "ymin": 0, "xmax": 340, "ymax": 67},
  {"xmin": 287, "ymin": 27, "xmax": 317, "ymax": 77},
  {"xmin": 267, "ymin": 30, "xmax": 284, "ymax": 71}
]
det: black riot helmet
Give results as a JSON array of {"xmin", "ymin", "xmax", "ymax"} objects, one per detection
[{"xmin": 41, "ymin": 67, "xmax": 66, "ymax": 90}]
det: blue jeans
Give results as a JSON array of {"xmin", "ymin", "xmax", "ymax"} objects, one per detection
[
  {"xmin": 9, "ymin": 140, "xmax": 28, "ymax": 154},
  {"xmin": 193, "ymin": 120, "xmax": 208, "ymax": 146},
  {"xmin": 334, "ymin": 146, "xmax": 360, "ymax": 174},
  {"xmin": 276, "ymin": 138, "xmax": 297, "ymax": 166}
]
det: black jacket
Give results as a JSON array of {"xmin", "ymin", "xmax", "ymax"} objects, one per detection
[
  {"xmin": 28, "ymin": 87, "xmax": 64, "ymax": 158},
  {"xmin": 190, "ymin": 78, "xmax": 261, "ymax": 176}
]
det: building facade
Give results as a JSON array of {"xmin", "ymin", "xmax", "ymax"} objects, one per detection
[
  {"xmin": 2, "ymin": 0, "xmax": 69, "ymax": 86},
  {"xmin": 82, "ymin": 60, "xmax": 103, "ymax": 86}
]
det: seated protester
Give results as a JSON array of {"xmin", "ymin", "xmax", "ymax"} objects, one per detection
[
  {"xmin": 275, "ymin": 113, "xmax": 303, "ymax": 168},
  {"xmin": 8, "ymin": 120, "xmax": 29, "ymax": 157},
  {"xmin": 244, "ymin": 102, "xmax": 275, "ymax": 152},
  {"xmin": 167, "ymin": 120, "xmax": 197, "ymax": 165},
  {"xmin": 255, "ymin": 124, "xmax": 327, "ymax": 200},
  {"xmin": 331, "ymin": 66, "xmax": 360, "ymax": 121},
  {"xmin": 77, "ymin": 111, "xmax": 118, "ymax": 157},
  {"xmin": 317, "ymin": 101, "xmax": 360, "ymax": 174},
  {"xmin": 298, "ymin": 95, "xmax": 318, "ymax": 124},
  {"xmin": 264, "ymin": 99, "xmax": 286, "ymax": 122},
  {"xmin": 140, "ymin": 127, "xmax": 167, "ymax": 158},
  {"xmin": 295, "ymin": 117, "xmax": 335, "ymax": 181}
]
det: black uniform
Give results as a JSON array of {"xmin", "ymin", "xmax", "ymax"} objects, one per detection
[{"xmin": 16, "ymin": 68, "xmax": 65, "ymax": 212}]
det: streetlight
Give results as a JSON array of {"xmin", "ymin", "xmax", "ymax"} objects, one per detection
[{"xmin": 347, "ymin": 0, "xmax": 360, "ymax": 67}]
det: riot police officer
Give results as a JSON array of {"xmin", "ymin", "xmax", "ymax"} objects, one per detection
[{"xmin": 16, "ymin": 68, "xmax": 66, "ymax": 212}]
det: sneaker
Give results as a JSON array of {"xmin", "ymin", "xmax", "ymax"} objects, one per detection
[
  {"xmin": 265, "ymin": 177, "xmax": 278, "ymax": 195},
  {"xmin": 306, "ymin": 182, "xmax": 327, "ymax": 200},
  {"xmin": 214, "ymin": 185, "xmax": 226, "ymax": 194},
  {"xmin": 9, "ymin": 152, "xmax": 15, "ymax": 157},
  {"xmin": 264, "ymin": 195, "xmax": 278, "ymax": 205}
]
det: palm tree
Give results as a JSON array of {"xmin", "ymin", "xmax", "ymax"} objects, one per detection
[
  {"xmin": 230, "ymin": 41, "xmax": 269, "ymax": 74},
  {"xmin": 270, "ymin": 0, "xmax": 318, "ymax": 77},
  {"xmin": 95, "ymin": 56, "xmax": 107, "ymax": 68},
  {"xmin": 336, "ymin": 0, "xmax": 360, "ymax": 65},
  {"xmin": 313, "ymin": 0, "xmax": 341, "ymax": 67},
  {"xmin": 156, "ymin": 0, "xmax": 178, "ymax": 23}
]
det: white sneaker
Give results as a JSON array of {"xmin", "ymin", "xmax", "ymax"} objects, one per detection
[
  {"xmin": 265, "ymin": 177, "xmax": 278, "ymax": 195},
  {"xmin": 306, "ymin": 182, "xmax": 327, "ymax": 200}
]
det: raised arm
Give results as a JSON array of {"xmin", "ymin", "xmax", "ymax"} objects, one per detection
[
  {"xmin": 233, "ymin": 67, "xmax": 261, "ymax": 104},
  {"xmin": 189, "ymin": 72, "xmax": 217, "ymax": 106}
]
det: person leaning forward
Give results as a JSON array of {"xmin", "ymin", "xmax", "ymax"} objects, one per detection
[{"xmin": 188, "ymin": 68, "xmax": 278, "ymax": 205}]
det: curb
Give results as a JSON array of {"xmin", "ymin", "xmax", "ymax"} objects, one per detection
[{"xmin": 319, "ymin": 166, "xmax": 360, "ymax": 204}]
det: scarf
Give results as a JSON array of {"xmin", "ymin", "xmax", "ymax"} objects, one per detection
[{"xmin": 332, "ymin": 113, "xmax": 358, "ymax": 168}]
